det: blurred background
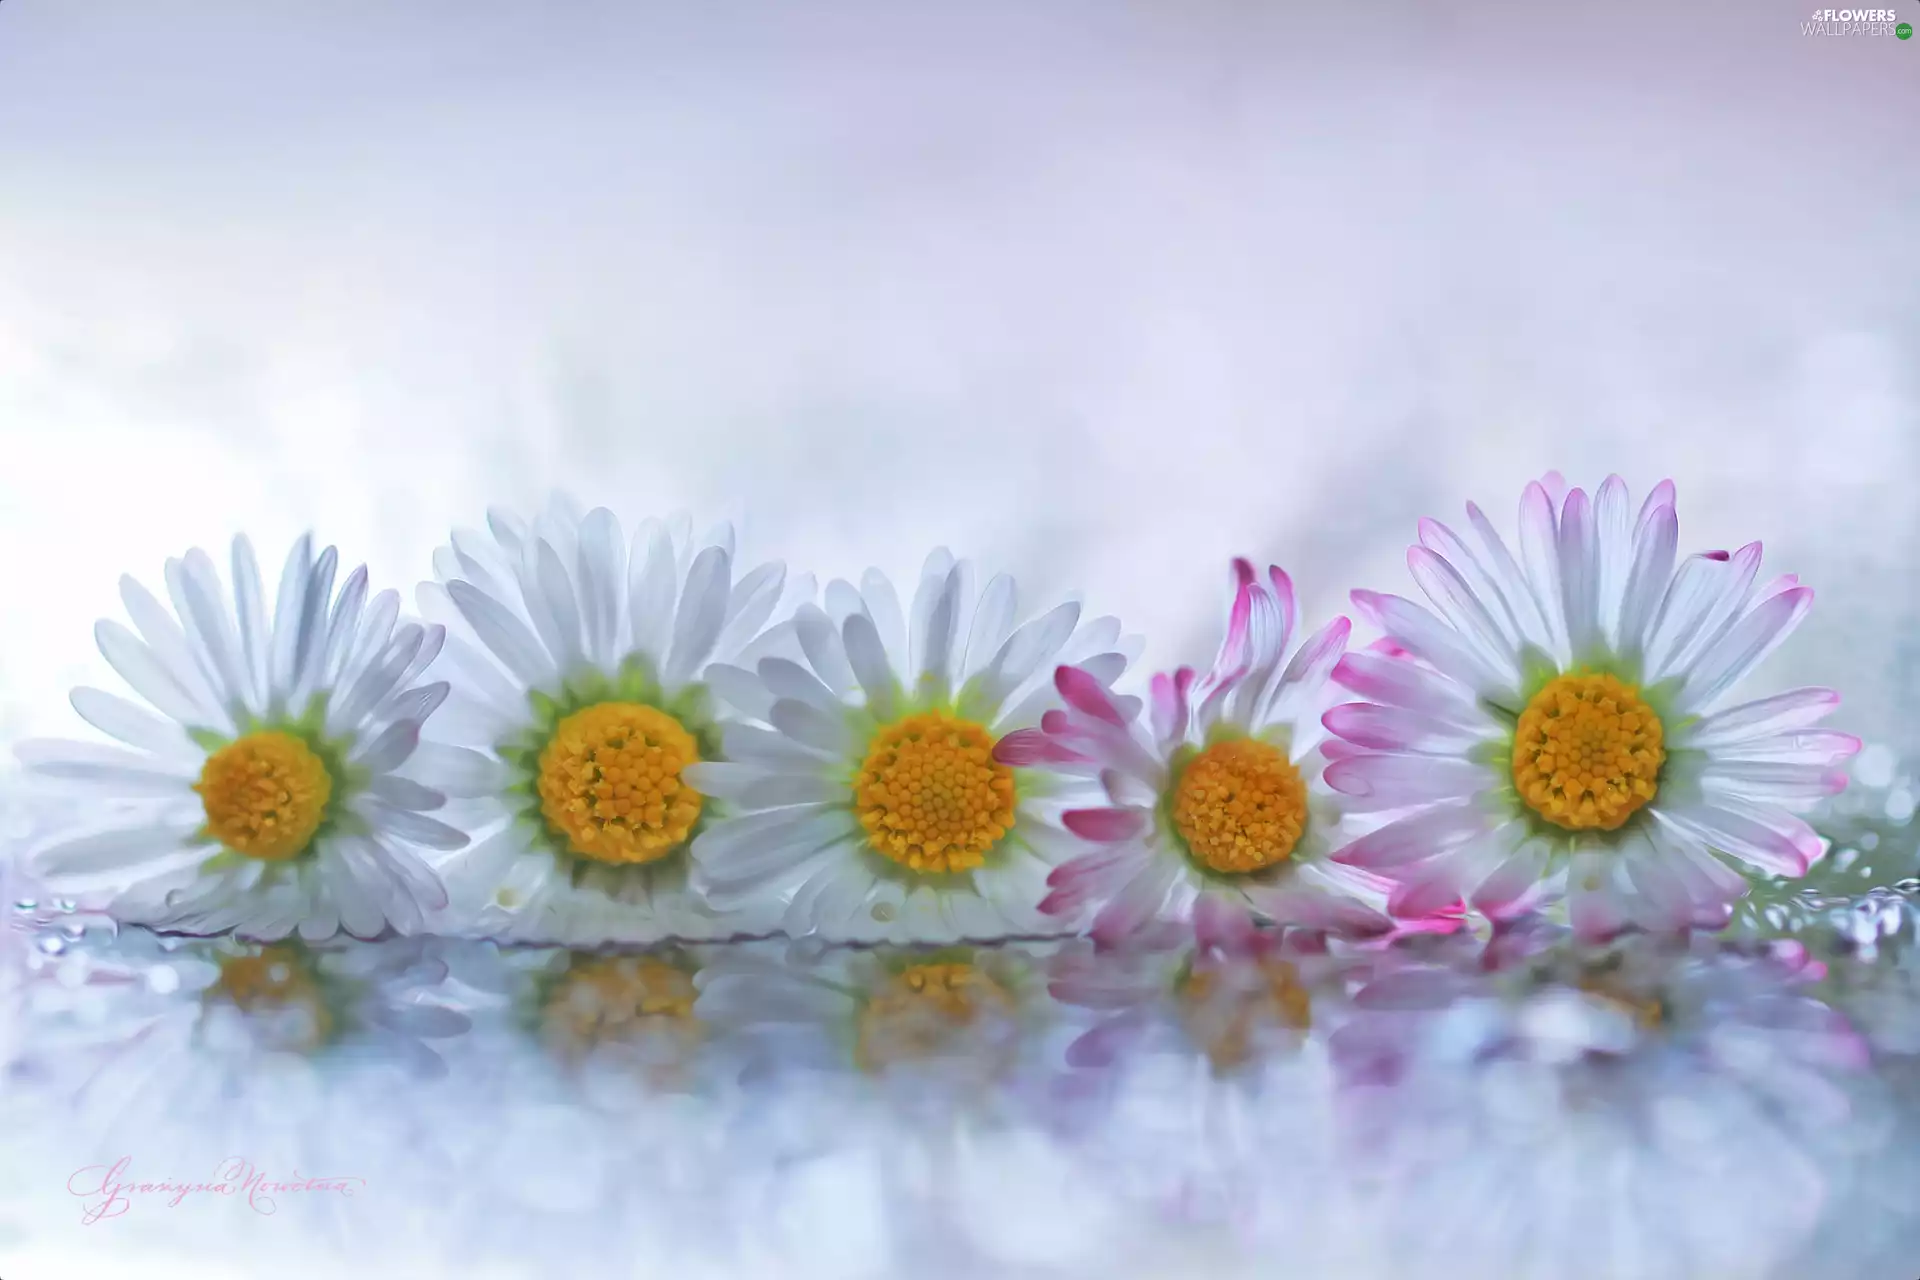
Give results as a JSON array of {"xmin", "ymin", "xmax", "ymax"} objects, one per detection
[
  {"xmin": 2, "ymin": 0, "xmax": 1916, "ymax": 750},
  {"xmin": 2, "ymin": 3, "xmax": 1919, "ymax": 1277}
]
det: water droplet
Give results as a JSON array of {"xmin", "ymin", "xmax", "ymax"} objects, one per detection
[
  {"xmin": 871, "ymin": 902, "xmax": 897, "ymax": 922},
  {"xmin": 147, "ymin": 965, "xmax": 181, "ymax": 996},
  {"xmin": 35, "ymin": 935, "xmax": 66, "ymax": 956},
  {"xmin": 1862, "ymin": 832, "xmax": 1881, "ymax": 851},
  {"xmin": 1855, "ymin": 744, "xmax": 1898, "ymax": 789},
  {"xmin": 54, "ymin": 898, "xmax": 77, "ymax": 914},
  {"xmin": 58, "ymin": 922, "xmax": 85, "ymax": 941},
  {"xmin": 11, "ymin": 899, "xmax": 35, "ymax": 914}
]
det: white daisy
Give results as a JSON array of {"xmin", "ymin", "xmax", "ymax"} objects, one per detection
[
  {"xmin": 16, "ymin": 535, "xmax": 463, "ymax": 939},
  {"xmin": 1323, "ymin": 473, "xmax": 1861, "ymax": 939},
  {"xmin": 414, "ymin": 495, "xmax": 808, "ymax": 945},
  {"xmin": 686, "ymin": 548, "xmax": 1138, "ymax": 943}
]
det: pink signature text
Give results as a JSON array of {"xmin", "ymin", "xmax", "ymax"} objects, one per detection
[{"xmin": 66, "ymin": 1156, "xmax": 366, "ymax": 1224}]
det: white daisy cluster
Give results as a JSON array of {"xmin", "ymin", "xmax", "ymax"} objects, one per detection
[{"xmin": 7, "ymin": 478, "xmax": 1862, "ymax": 949}]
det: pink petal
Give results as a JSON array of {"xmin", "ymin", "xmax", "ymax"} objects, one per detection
[
  {"xmin": 1330, "ymin": 652, "xmax": 1479, "ymax": 721},
  {"xmin": 1321, "ymin": 702, "xmax": 1480, "ymax": 753},
  {"xmin": 1149, "ymin": 670, "xmax": 1189, "ymax": 745},
  {"xmin": 1062, "ymin": 806, "xmax": 1151, "ymax": 844},
  {"xmin": 1268, "ymin": 616, "xmax": 1353, "ymax": 714},
  {"xmin": 1267, "ymin": 565, "xmax": 1299, "ymax": 652},
  {"xmin": 993, "ymin": 729, "xmax": 1086, "ymax": 767},
  {"xmin": 1090, "ymin": 861, "xmax": 1179, "ymax": 948},
  {"xmin": 1660, "ymin": 803, "xmax": 1818, "ymax": 878},
  {"xmin": 1331, "ymin": 802, "xmax": 1485, "ymax": 870},
  {"xmin": 1193, "ymin": 892, "xmax": 1259, "ymax": 954},
  {"xmin": 1251, "ymin": 882, "xmax": 1390, "ymax": 940},
  {"xmin": 1468, "ymin": 841, "xmax": 1547, "ymax": 918},
  {"xmin": 1056, "ymin": 664, "xmax": 1128, "ymax": 727},
  {"xmin": 1065, "ymin": 1012, "xmax": 1149, "ymax": 1069},
  {"xmin": 1568, "ymin": 879, "xmax": 1629, "ymax": 943},
  {"xmin": 1637, "ymin": 478, "xmax": 1677, "ymax": 525},
  {"xmin": 1678, "ymin": 687, "xmax": 1842, "ymax": 748},
  {"xmin": 1322, "ymin": 753, "xmax": 1489, "ymax": 808},
  {"xmin": 1385, "ymin": 862, "xmax": 1464, "ymax": 919},
  {"xmin": 1679, "ymin": 587, "xmax": 1816, "ymax": 714},
  {"xmin": 1041, "ymin": 847, "xmax": 1136, "ymax": 915},
  {"xmin": 1349, "ymin": 590, "xmax": 1510, "ymax": 701}
]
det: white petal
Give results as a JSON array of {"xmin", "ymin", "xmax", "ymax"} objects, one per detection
[
  {"xmin": 29, "ymin": 823, "xmax": 202, "ymax": 877},
  {"xmin": 230, "ymin": 534, "xmax": 271, "ymax": 712},
  {"xmin": 406, "ymin": 742, "xmax": 513, "ymax": 797},
  {"xmin": 842, "ymin": 613, "xmax": 899, "ymax": 720},
  {"xmin": 960, "ymin": 572, "xmax": 1018, "ymax": 681},
  {"xmin": 795, "ymin": 604, "xmax": 857, "ymax": 697},
  {"xmin": 575, "ymin": 507, "xmax": 627, "ymax": 670},
  {"xmin": 94, "ymin": 620, "xmax": 216, "ymax": 730},
  {"xmin": 16, "ymin": 738, "xmax": 198, "ymax": 793},
  {"xmin": 351, "ymin": 720, "xmax": 422, "ymax": 772},
  {"xmin": 665, "ymin": 544, "xmax": 733, "ymax": 687},
  {"xmin": 859, "ymin": 568, "xmax": 908, "ymax": 672},
  {"xmin": 713, "ymin": 560, "xmax": 787, "ymax": 664},
  {"xmin": 448, "ymin": 580, "xmax": 555, "ymax": 688},
  {"xmin": 627, "ymin": 518, "xmax": 678, "ymax": 662},
  {"xmin": 68, "ymin": 687, "xmax": 196, "ymax": 758},
  {"xmin": 167, "ymin": 547, "xmax": 249, "ymax": 712}
]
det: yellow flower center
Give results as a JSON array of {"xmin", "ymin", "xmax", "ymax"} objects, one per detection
[
  {"xmin": 1576, "ymin": 973, "xmax": 1666, "ymax": 1032},
  {"xmin": 194, "ymin": 731, "xmax": 333, "ymax": 861},
  {"xmin": 854, "ymin": 961, "xmax": 1012, "ymax": 1072},
  {"xmin": 1170, "ymin": 737, "xmax": 1309, "ymax": 875},
  {"xmin": 205, "ymin": 947, "xmax": 335, "ymax": 1052},
  {"xmin": 854, "ymin": 712, "xmax": 1016, "ymax": 874},
  {"xmin": 1177, "ymin": 959, "xmax": 1313, "ymax": 1070},
  {"xmin": 1512, "ymin": 672, "xmax": 1665, "ymax": 832},
  {"xmin": 536, "ymin": 702, "xmax": 704, "ymax": 864},
  {"xmin": 539, "ymin": 955, "xmax": 703, "ymax": 1065}
]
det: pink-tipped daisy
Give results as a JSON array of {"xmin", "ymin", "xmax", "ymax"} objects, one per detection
[
  {"xmin": 1323, "ymin": 473, "xmax": 1859, "ymax": 939},
  {"xmin": 1002, "ymin": 559, "xmax": 1394, "ymax": 949}
]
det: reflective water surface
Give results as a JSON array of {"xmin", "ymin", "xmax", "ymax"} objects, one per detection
[{"xmin": 3, "ymin": 760, "xmax": 1919, "ymax": 1280}]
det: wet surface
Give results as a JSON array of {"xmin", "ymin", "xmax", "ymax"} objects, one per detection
[{"xmin": 2, "ymin": 761, "xmax": 1919, "ymax": 1280}]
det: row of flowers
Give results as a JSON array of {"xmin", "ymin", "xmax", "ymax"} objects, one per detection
[{"xmin": 11, "ymin": 473, "xmax": 1857, "ymax": 949}]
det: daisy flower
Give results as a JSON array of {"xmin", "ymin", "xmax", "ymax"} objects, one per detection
[
  {"xmin": 1003, "ymin": 558, "xmax": 1393, "ymax": 948},
  {"xmin": 16, "ymin": 536, "xmax": 463, "ymax": 939},
  {"xmin": 1323, "ymin": 473, "xmax": 1860, "ymax": 938},
  {"xmin": 686, "ymin": 548, "xmax": 1136, "ymax": 943},
  {"xmin": 415, "ymin": 497, "xmax": 808, "ymax": 945}
]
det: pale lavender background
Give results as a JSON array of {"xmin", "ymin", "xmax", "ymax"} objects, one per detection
[{"xmin": 0, "ymin": 4, "xmax": 1917, "ymax": 1272}]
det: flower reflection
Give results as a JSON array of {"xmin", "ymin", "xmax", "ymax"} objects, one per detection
[
  {"xmin": 1, "ymin": 905, "xmax": 1917, "ymax": 1277},
  {"xmin": 530, "ymin": 950, "xmax": 707, "ymax": 1088},
  {"xmin": 1329, "ymin": 924, "xmax": 1881, "ymax": 1280},
  {"xmin": 696, "ymin": 943, "xmax": 1053, "ymax": 1100},
  {"xmin": 1051, "ymin": 935, "xmax": 1348, "ymax": 1077}
]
